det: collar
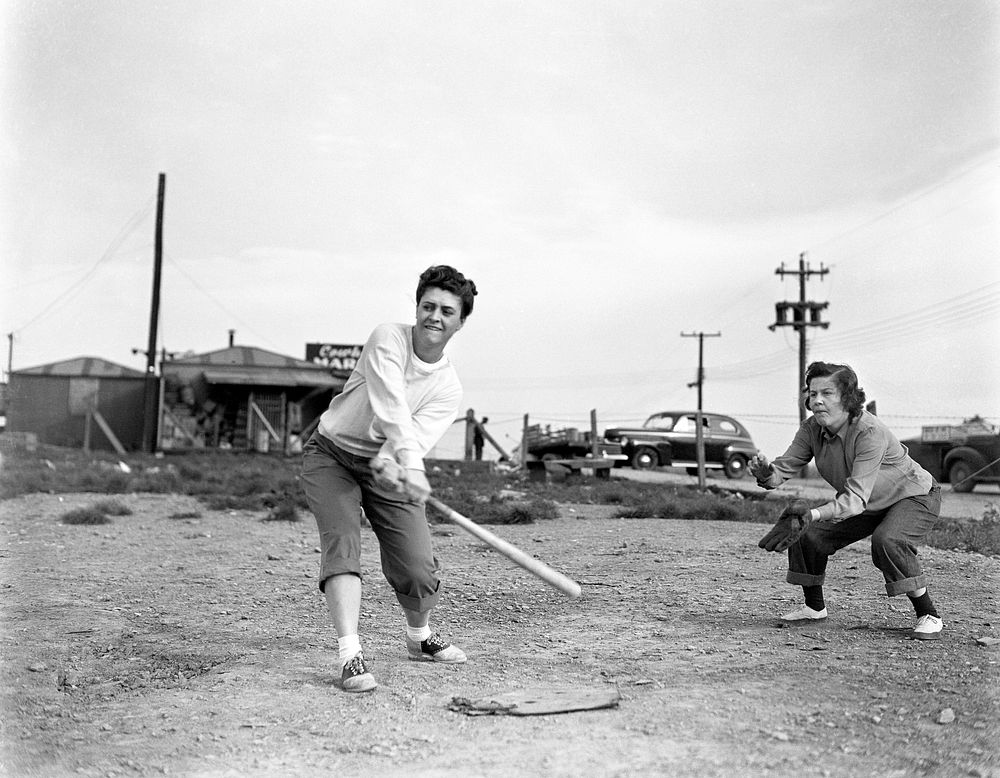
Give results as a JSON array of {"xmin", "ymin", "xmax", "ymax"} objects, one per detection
[{"xmin": 820, "ymin": 417, "xmax": 852, "ymax": 443}]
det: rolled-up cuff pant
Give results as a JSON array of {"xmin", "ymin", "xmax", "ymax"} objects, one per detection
[
  {"xmin": 300, "ymin": 433, "xmax": 441, "ymax": 613},
  {"xmin": 785, "ymin": 485, "xmax": 941, "ymax": 597}
]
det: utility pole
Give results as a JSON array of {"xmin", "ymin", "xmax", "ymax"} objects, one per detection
[
  {"xmin": 769, "ymin": 252, "xmax": 829, "ymax": 422},
  {"xmin": 681, "ymin": 330, "xmax": 720, "ymax": 489},
  {"xmin": 142, "ymin": 173, "xmax": 166, "ymax": 453}
]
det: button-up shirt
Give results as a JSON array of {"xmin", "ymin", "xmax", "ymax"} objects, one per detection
[{"xmin": 758, "ymin": 411, "xmax": 933, "ymax": 522}]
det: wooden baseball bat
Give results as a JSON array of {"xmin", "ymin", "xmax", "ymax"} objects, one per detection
[
  {"xmin": 370, "ymin": 457, "xmax": 582, "ymax": 599},
  {"xmin": 426, "ymin": 496, "xmax": 582, "ymax": 600}
]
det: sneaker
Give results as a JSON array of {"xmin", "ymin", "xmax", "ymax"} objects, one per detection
[
  {"xmin": 341, "ymin": 653, "xmax": 378, "ymax": 692},
  {"xmin": 407, "ymin": 633, "xmax": 467, "ymax": 663},
  {"xmin": 912, "ymin": 614, "xmax": 943, "ymax": 640},
  {"xmin": 780, "ymin": 604, "xmax": 828, "ymax": 622}
]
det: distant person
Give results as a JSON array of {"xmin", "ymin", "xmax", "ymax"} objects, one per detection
[
  {"xmin": 300, "ymin": 265, "xmax": 478, "ymax": 692},
  {"xmin": 750, "ymin": 361, "xmax": 943, "ymax": 640},
  {"xmin": 473, "ymin": 416, "xmax": 488, "ymax": 460}
]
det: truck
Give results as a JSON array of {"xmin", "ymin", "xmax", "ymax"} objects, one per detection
[
  {"xmin": 522, "ymin": 423, "xmax": 627, "ymax": 479},
  {"xmin": 524, "ymin": 424, "xmax": 625, "ymax": 461},
  {"xmin": 902, "ymin": 417, "xmax": 1000, "ymax": 493}
]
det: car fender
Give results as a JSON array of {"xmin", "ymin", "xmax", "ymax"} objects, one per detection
[{"xmin": 943, "ymin": 446, "xmax": 987, "ymax": 473}]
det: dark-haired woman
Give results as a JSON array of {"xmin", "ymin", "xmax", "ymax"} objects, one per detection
[
  {"xmin": 749, "ymin": 362, "xmax": 943, "ymax": 640},
  {"xmin": 301, "ymin": 266, "xmax": 478, "ymax": 691}
]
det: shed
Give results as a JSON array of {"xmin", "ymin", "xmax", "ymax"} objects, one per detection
[
  {"xmin": 160, "ymin": 345, "xmax": 344, "ymax": 453},
  {"xmin": 6, "ymin": 357, "xmax": 147, "ymax": 451}
]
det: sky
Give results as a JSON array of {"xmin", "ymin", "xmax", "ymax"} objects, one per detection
[{"xmin": 2, "ymin": 0, "xmax": 998, "ymax": 461}]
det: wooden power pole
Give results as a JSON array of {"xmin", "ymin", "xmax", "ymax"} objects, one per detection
[
  {"xmin": 142, "ymin": 173, "xmax": 166, "ymax": 453},
  {"xmin": 681, "ymin": 330, "xmax": 720, "ymax": 489},
  {"xmin": 770, "ymin": 252, "xmax": 829, "ymax": 422}
]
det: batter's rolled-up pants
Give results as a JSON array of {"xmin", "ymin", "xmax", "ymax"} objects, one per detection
[
  {"xmin": 785, "ymin": 485, "xmax": 941, "ymax": 597},
  {"xmin": 300, "ymin": 433, "xmax": 441, "ymax": 613}
]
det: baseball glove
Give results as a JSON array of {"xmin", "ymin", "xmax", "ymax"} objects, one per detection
[{"xmin": 758, "ymin": 499, "xmax": 812, "ymax": 552}]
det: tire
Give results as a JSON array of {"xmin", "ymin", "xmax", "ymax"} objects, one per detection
[
  {"xmin": 948, "ymin": 459, "xmax": 976, "ymax": 493},
  {"xmin": 724, "ymin": 454, "xmax": 748, "ymax": 479},
  {"xmin": 631, "ymin": 446, "xmax": 658, "ymax": 470},
  {"xmin": 685, "ymin": 467, "xmax": 699, "ymax": 476}
]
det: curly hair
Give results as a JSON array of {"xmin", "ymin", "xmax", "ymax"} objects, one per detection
[
  {"xmin": 416, "ymin": 265, "xmax": 478, "ymax": 320},
  {"xmin": 803, "ymin": 361, "xmax": 867, "ymax": 420}
]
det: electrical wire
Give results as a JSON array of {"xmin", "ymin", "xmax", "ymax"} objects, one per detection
[
  {"xmin": 12, "ymin": 197, "xmax": 155, "ymax": 334},
  {"xmin": 807, "ymin": 151, "xmax": 1000, "ymax": 254},
  {"xmin": 163, "ymin": 253, "xmax": 286, "ymax": 351},
  {"xmin": 705, "ymin": 282, "xmax": 1000, "ymax": 381}
]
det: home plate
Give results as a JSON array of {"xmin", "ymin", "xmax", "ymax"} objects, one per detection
[{"xmin": 449, "ymin": 687, "xmax": 622, "ymax": 716}]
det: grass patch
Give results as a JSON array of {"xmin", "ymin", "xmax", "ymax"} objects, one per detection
[
  {"xmin": 261, "ymin": 490, "xmax": 301, "ymax": 522},
  {"xmin": 92, "ymin": 498, "xmax": 133, "ymax": 516},
  {"xmin": 60, "ymin": 506, "xmax": 112, "ymax": 525},
  {"xmin": 7, "ymin": 446, "xmax": 999, "ymax": 556},
  {"xmin": 168, "ymin": 511, "xmax": 202, "ymax": 520},
  {"xmin": 927, "ymin": 509, "xmax": 1000, "ymax": 556}
]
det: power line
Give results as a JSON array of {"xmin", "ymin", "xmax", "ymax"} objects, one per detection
[
  {"xmin": 163, "ymin": 253, "xmax": 286, "ymax": 351},
  {"xmin": 808, "ymin": 151, "xmax": 1000, "ymax": 254},
  {"xmin": 708, "ymin": 281, "xmax": 1000, "ymax": 382},
  {"xmin": 816, "ymin": 284, "xmax": 1000, "ymax": 351},
  {"xmin": 13, "ymin": 197, "xmax": 155, "ymax": 334}
]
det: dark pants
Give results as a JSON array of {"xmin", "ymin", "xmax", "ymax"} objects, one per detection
[
  {"xmin": 300, "ymin": 433, "xmax": 441, "ymax": 613},
  {"xmin": 786, "ymin": 486, "xmax": 941, "ymax": 596}
]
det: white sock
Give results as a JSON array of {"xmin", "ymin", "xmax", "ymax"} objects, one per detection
[
  {"xmin": 337, "ymin": 635, "xmax": 362, "ymax": 667},
  {"xmin": 406, "ymin": 624, "xmax": 431, "ymax": 643}
]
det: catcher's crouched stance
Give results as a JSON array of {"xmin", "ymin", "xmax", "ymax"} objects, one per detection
[{"xmin": 752, "ymin": 361, "xmax": 944, "ymax": 641}]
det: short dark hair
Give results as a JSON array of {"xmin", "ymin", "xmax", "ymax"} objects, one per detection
[
  {"xmin": 416, "ymin": 265, "xmax": 478, "ymax": 320},
  {"xmin": 803, "ymin": 361, "xmax": 867, "ymax": 420}
]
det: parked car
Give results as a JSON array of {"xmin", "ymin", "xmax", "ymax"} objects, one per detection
[{"xmin": 603, "ymin": 411, "xmax": 759, "ymax": 478}]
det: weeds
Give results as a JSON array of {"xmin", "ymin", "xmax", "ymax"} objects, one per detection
[
  {"xmin": 60, "ymin": 497, "xmax": 132, "ymax": 525},
  {"xmin": 168, "ymin": 511, "xmax": 202, "ymax": 520},
  {"xmin": 60, "ymin": 506, "xmax": 112, "ymax": 525},
  {"xmin": 91, "ymin": 499, "xmax": 133, "ymax": 516},
  {"xmin": 927, "ymin": 506, "xmax": 1000, "ymax": 556},
  {"xmin": 6, "ymin": 445, "xmax": 999, "ymax": 556}
]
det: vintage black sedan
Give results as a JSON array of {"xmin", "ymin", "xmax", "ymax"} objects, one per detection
[{"xmin": 603, "ymin": 411, "xmax": 759, "ymax": 478}]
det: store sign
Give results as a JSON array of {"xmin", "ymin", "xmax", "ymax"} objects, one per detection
[{"xmin": 306, "ymin": 343, "xmax": 363, "ymax": 378}]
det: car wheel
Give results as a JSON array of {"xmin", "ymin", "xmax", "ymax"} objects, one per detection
[
  {"xmin": 948, "ymin": 459, "xmax": 976, "ymax": 493},
  {"xmin": 631, "ymin": 446, "xmax": 658, "ymax": 470},
  {"xmin": 724, "ymin": 455, "xmax": 748, "ymax": 479}
]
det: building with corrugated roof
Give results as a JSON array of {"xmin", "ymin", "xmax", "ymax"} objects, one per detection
[
  {"xmin": 160, "ymin": 344, "xmax": 344, "ymax": 452},
  {"xmin": 6, "ymin": 347, "xmax": 345, "ymax": 453},
  {"xmin": 6, "ymin": 357, "xmax": 147, "ymax": 450}
]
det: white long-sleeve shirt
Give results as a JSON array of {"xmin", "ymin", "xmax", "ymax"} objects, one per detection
[{"xmin": 316, "ymin": 322, "xmax": 462, "ymax": 470}]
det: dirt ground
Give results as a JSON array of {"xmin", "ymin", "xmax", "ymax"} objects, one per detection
[{"xmin": 1, "ymin": 484, "xmax": 998, "ymax": 778}]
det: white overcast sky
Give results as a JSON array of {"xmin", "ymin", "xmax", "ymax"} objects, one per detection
[{"xmin": 2, "ymin": 1, "xmax": 998, "ymax": 458}]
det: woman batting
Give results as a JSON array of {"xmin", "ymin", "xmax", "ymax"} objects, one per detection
[{"xmin": 301, "ymin": 265, "xmax": 477, "ymax": 692}]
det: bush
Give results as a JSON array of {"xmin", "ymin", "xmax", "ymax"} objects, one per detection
[
  {"xmin": 8, "ymin": 447, "xmax": 1000, "ymax": 557},
  {"xmin": 926, "ymin": 506, "xmax": 1000, "ymax": 556},
  {"xmin": 60, "ymin": 506, "xmax": 111, "ymax": 525},
  {"xmin": 92, "ymin": 499, "xmax": 133, "ymax": 516},
  {"xmin": 168, "ymin": 511, "xmax": 202, "ymax": 520}
]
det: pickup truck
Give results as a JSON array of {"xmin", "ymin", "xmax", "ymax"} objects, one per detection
[
  {"xmin": 523, "ymin": 424, "xmax": 626, "ymax": 463},
  {"xmin": 902, "ymin": 420, "xmax": 1000, "ymax": 493}
]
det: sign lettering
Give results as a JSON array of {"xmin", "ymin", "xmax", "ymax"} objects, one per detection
[{"xmin": 305, "ymin": 343, "xmax": 363, "ymax": 378}]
